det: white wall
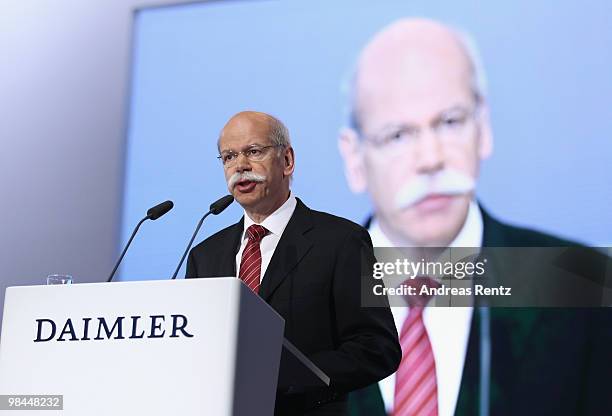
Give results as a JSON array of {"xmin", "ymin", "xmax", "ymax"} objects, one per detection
[{"xmin": 0, "ymin": 0, "xmax": 190, "ymax": 329}]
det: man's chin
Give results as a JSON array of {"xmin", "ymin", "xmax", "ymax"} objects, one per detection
[
  {"xmin": 232, "ymin": 191, "xmax": 262, "ymax": 209},
  {"xmin": 392, "ymin": 197, "xmax": 469, "ymax": 246}
]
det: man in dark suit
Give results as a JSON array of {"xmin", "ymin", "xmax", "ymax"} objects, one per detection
[
  {"xmin": 186, "ymin": 111, "xmax": 401, "ymax": 415},
  {"xmin": 337, "ymin": 18, "xmax": 611, "ymax": 416}
]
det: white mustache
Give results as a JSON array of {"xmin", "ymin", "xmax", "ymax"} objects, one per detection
[
  {"xmin": 394, "ymin": 169, "xmax": 475, "ymax": 209},
  {"xmin": 227, "ymin": 171, "xmax": 267, "ymax": 189}
]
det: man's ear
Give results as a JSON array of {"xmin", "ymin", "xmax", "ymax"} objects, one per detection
[
  {"xmin": 338, "ymin": 127, "xmax": 367, "ymax": 193},
  {"xmin": 476, "ymin": 102, "xmax": 493, "ymax": 160},
  {"xmin": 283, "ymin": 146, "xmax": 295, "ymax": 178}
]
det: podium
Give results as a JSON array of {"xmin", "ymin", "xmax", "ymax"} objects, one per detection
[{"xmin": 0, "ymin": 278, "xmax": 328, "ymax": 415}]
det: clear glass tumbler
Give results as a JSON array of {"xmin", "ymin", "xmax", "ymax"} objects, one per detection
[{"xmin": 46, "ymin": 274, "xmax": 73, "ymax": 285}]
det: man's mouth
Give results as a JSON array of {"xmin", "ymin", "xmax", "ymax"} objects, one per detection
[
  {"xmin": 235, "ymin": 180, "xmax": 257, "ymax": 193},
  {"xmin": 411, "ymin": 193, "xmax": 455, "ymax": 212}
]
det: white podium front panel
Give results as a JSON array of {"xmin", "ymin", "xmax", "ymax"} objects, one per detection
[{"xmin": 0, "ymin": 278, "xmax": 284, "ymax": 415}]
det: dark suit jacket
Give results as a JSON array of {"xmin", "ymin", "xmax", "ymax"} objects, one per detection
[
  {"xmin": 349, "ymin": 208, "xmax": 612, "ymax": 416},
  {"xmin": 186, "ymin": 198, "xmax": 401, "ymax": 416}
]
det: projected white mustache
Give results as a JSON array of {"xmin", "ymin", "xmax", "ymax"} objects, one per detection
[
  {"xmin": 228, "ymin": 171, "xmax": 267, "ymax": 189},
  {"xmin": 394, "ymin": 169, "xmax": 475, "ymax": 209}
]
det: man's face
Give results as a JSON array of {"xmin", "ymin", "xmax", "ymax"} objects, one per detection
[
  {"xmin": 219, "ymin": 115, "xmax": 291, "ymax": 214},
  {"xmin": 340, "ymin": 32, "xmax": 492, "ymax": 246}
]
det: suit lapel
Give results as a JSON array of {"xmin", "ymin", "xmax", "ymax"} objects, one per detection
[
  {"xmin": 480, "ymin": 206, "xmax": 543, "ymax": 357},
  {"xmin": 216, "ymin": 217, "xmax": 243, "ymax": 277},
  {"xmin": 458, "ymin": 206, "xmax": 544, "ymax": 413},
  {"xmin": 258, "ymin": 198, "xmax": 314, "ymax": 301}
]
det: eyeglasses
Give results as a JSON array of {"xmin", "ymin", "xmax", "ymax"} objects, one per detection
[
  {"xmin": 217, "ymin": 144, "xmax": 283, "ymax": 167},
  {"xmin": 361, "ymin": 106, "xmax": 479, "ymax": 149}
]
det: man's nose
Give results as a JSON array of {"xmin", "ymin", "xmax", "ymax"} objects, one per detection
[
  {"xmin": 414, "ymin": 130, "xmax": 444, "ymax": 174},
  {"xmin": 234, "ymin": 153, "xmax": 252, "ymax": 172}
]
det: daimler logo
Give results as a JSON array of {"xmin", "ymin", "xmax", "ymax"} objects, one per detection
[{"xmin": 34, "ymin": 314, "xmax": 194, "ymax": 342}]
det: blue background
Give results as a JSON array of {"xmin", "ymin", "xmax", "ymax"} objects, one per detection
[{"xmin": 119, "ymin": 0, "xmax": 612, "ymax": 280}]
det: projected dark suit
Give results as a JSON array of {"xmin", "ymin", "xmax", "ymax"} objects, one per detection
[{"xmin": 347, "ymin": 209, "xmax": 612, "ymax": 416}]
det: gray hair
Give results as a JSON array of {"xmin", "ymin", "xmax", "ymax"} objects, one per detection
[
  {"xmin": 268, "ymin": 116, "xmax": 291, "ymax": 148},
  {"xmin": 268, "ymin": 116, "xmax": 294, "ymax": 182},
  {"xmin": 342, "ymin": 23, "xmax": 488, "ymax": 132}
]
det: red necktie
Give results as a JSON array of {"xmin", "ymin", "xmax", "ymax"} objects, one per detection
[
  {"xmin": 393, "ymin": 279, "xmax": 439, "ymax": 416},
  {"xmin": 239, "ymin": 224, "xmax": 267, "ymax": 294}
]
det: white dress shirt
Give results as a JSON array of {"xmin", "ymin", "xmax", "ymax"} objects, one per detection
[
  {"xmin": 370, "ymin": 201, "xmax": 483, "ymax": 416},
  {"xmin": 235, "ymin": 193, "xmax": 297, "ymax": 282}
]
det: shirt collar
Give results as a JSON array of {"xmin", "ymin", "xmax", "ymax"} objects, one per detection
[
  {"xmin": 369, "ymin": 200, "xmax": 483, "ymax": 248},
  {"xmin": 449, "ymin": 200, "xmax": 483, "ymax": 247},
  {"xmin": 242, "ymin": 192, "xmax": 297, "ymax": 239}
]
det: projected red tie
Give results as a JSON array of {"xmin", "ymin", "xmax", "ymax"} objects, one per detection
[
  {"xmin": 393, "ymin": 279, "xmax": 439, "ymax": 416},
  {"xmin": 239, "ymin": 224, "xmax": 268, "ymax": 294}
]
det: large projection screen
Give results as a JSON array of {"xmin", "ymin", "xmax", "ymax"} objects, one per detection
[{"xmin": 119, "ymin": 0, "xmax": 612, "ymax": 280}]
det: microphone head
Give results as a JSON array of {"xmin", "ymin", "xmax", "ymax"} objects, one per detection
[
  {"xmin": 147, "ymin": 200, "xmax": 174, "ymax": 220},
  {"xmin": 210, "ymin": 195, "xmax": 234, "ymax": 215}
]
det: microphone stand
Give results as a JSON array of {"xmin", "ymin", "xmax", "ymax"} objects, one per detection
[
  {"xmin": 171, "ymin": 210, "xmax": 213, "ymax": 280},
  {"xmin": 107, "ymin": 216, "xmax": 149, "ymax": 282}
]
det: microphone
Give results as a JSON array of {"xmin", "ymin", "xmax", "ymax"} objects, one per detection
[
  {"xmin": 147, "ymin": 200, "xmax": 174, "ymax": 220},
  {"xmin": 171, "ymin": 195, "xmax": 234, "ymax": 279},
  {"xmin": 209, "ymin": 194, "xmax": 235, "ymax": 215},
  {"xmin": 107, "ymin": 200, "xmax": 174, "ymax": 282}
]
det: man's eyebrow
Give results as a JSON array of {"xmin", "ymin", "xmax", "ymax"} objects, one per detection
[
  {"xmin": 244, "ymin": 142, "xmax": 266, "ymax": 148},
  {"xmin": 377, "ymin": 122, "xmax": 417, "ymax": 131},
  {"xmin": 220, "ymin": 142, "xmax": 266, "ymax": 153},
  {"xmin": 438, "ymin": 104, "xmax": 470, "ymax": 115},
  {"xmin": 370, "ymin": 106, "xmax": 472, "ymax": 131}
]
